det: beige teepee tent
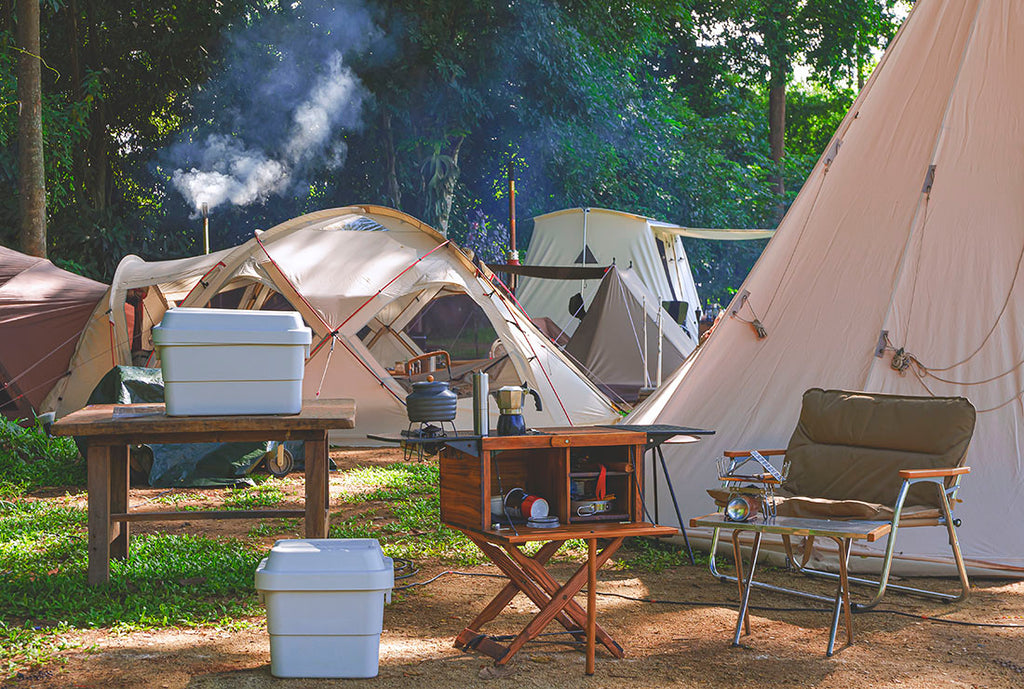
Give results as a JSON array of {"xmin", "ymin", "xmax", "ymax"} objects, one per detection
[
  {"xmin": 629, "ymin": 0, "xmax": 1024, "ymax": 575},
  {"xmin": 45, "ymin": 206, "xmax": 621, "ymax": 441}
]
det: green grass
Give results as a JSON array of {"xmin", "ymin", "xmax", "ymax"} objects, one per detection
[
  {"xmin": 0, "ymin": 500, "xmax": 266, "ymax": 679},
  {"xmin": 223, "ymin": 482, "xmax": 286, "ymax": 510},
  {"xmin": 330, "ymin": 463, "xmax": 486, "ymax": 564},
  {"xmin": 0, "ymin": 418, "xmax": 84, "ymax": 497},
  {"xmin": 0, "ymin": 440, "xmax": 704, "ymax": 680}
]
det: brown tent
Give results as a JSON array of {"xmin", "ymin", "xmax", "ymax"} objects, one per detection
[{"xmin": 0, "ymin": 245, "xmax": 107, "ymax": 419}]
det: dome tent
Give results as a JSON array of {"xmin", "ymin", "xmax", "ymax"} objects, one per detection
[
  {"xmin": 0, "ymin": 245, "xmax": 107, "ymax": 419},
  {"xmin": 46, "ymin": 206, "xmax": 621, "ymax": 441}
]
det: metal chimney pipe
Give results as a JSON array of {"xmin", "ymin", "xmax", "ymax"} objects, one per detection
[
  {"xmin": 202, "ymin": 203, "xmax": 210, "ymax": 255},
  {"xmin": 507, "ymin": 160, "xmax": 518, "ymax": 295}
]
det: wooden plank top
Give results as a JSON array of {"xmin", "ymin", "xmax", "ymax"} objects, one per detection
[
  {"xmin": 52, "ymin": 399, "xmax": 356, "ymax": 437},
  {"xmin": 690, "ymin": 513, "xmax": 892, "ymax": 542},
  {"xmin": 479, "ymin": 427, "xmax": 648, "ymax": 451},
  {"xmin": 461, "ymin": 521, "xmax": 678, "ymax": 545}
]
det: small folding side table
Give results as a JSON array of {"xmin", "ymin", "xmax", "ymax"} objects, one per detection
[
  {"xmin": 438, "ymin": 427, "xmax": 680, "ymax": 674},
  {"xmin": 690, "ymin": 512, "xmax": 891, "ymax": 655}
]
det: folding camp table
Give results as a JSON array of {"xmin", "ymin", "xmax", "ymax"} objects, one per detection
[
  {"xmin": 438, "ymin": 427, "xmax": 694, "ymax": 674},
  {"xmin": 52, "ymin": 400, "xmax": 355, "ymax": 586},
  {"xmin": 690, "ymin": 512, "xmax": 892, "ymax": 656}
]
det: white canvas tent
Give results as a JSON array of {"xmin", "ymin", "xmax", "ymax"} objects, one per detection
[
  {"xmin": 564, "ymin": 266, "xmax": 696, "ymax": 404},
  {"xmin": 45, "ymin": 206, "xmax": 622, "ymax": 441},
  {"xmin": 629, "ymin": 0, "xmax": 1024, "ymax": 576},
  {"xmin": 517, "ymin": 207, "xmax": 772, "ymax": 341}
]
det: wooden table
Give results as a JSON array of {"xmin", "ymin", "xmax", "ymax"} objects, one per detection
[
  {"xmin": 453, "ymin": 521, "xmax": 676, "ymax": 674},
  {"xmin": 690, "ymin": 513, "xmax": 892, "ymax": 655},
  {"xmin": 439, "ymin": 428, "xmax": 683, "ymax": 674},
  {"xmin": 52, "ymin": 400, "xmax": 356, "ymax": 585}
]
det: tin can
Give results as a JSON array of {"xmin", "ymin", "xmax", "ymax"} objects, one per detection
[{"xmin": 503, "ymin": 488, "xmax": 549, "ymax": 521}]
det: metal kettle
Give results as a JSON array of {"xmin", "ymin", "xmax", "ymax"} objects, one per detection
[{"xmin": 491, "ymin": 382, "xmax": 543, "ymax": 436}]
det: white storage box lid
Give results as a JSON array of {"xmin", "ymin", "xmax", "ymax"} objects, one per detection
[
  {"xmin": 152, "ymin": 308, "xmax": 312, "ymax": 347},
  {"xmin": 255, "ymin": 539, "xmax": 394, "ymax": 592}
]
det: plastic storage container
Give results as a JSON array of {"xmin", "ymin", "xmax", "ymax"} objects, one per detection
[
  {"xmin": 151, "ymin": 308, "xmax": 312, "ymax": 416},
  {"xmin": 255, "ymin": 539, "xmax": 394, "ymax": 679}
]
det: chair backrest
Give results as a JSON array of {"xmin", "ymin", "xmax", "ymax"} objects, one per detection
[{"xmin": 782, "ymin": 388, "xmax": 976, "ymax": 508}]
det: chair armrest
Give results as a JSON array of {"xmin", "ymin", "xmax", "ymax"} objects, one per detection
[
  {"xmin": 722, "ymin": 449, "xmax": 787, "ymax": 458},
  {"xmin": 898, "ymin": 466, "xmax": 970, "ymax": 479}
]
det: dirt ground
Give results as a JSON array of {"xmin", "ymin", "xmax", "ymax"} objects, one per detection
[{"xmin": 7, "ymin": 448, "xmax": 1024, "ymax": 689}]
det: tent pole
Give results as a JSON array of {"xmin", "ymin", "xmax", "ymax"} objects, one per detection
[
  {"xmin": 642, "ymin": 295, "xmax": 649, "ymax": 388},
  {"xmin": 657, "ymin": 309, "xmax": 663, "ymax": 388},
  {"xmin": 507, "ymin": 160, "xmax": 518, "ymax": 294}
]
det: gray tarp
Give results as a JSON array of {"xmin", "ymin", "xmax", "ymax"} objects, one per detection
[{"xmin": 84, "ymin": 366, "xmax": 303, "ymax": 487}]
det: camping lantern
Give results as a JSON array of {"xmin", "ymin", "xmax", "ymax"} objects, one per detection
[{"xmin": 725, "ymin": 495, "xmax": 760, "ymax": 522}]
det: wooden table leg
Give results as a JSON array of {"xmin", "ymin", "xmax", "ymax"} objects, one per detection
[
  {"xmin": 586, "ymin": 538, "xmax": 596, "ymax": 675},
  {"xmin": 109, "ymin": 444, "xmax": 130, "ymax": 561},
  {"xmin": 87, "ymin": 443, "xmax": 111, "ymax": 586},
  {"xmin": 468, "ymin": 538, "xmax": 580, "ymax": 637},
  {"xmin": 506, "ymin": 539, "xmax": 624, "ymax": 657},
  {"xmin": 304, "ymin": 432, "xmax": 329, "ymax": 538},
  {"xmin": 460, "ymin": 541, "xmax": 563, "ymax": 636}
]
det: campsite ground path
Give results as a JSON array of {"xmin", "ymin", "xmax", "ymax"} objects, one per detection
[{"xmin": 7, "ymin": 448, "xmax": 1023, "ymax": 689}]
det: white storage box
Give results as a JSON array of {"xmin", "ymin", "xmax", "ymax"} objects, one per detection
[
  {"xmin": 151, "ymin": 308, "xmax": 312, "ymax": 416},
  {"xmin": 255, "ymin": 538, "xmax": 394, "ymax": 679}
]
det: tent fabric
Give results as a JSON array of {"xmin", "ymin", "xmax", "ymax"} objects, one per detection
[
  {"xmin": 628, "ymin": 0, "xmax": 1024, "ymax": 575},
  {"xmin": 46, "ymin": 206, "xmax": 621, "ymax": 442},
  {"xmin": 0, "ymin": 246, "xmax": 107, "ymax": 418},
  {"xmin": 564, "ymin": 266, "xmax": 696, "ymax": 403},
  {"xmin": 517, "ymin": 208, "xmax": 704, "ymax": 340}
]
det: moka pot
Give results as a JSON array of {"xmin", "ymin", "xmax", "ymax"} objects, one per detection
[{"xmin": 491, "ymin": 383, "xmax": 543, "ymax": 436}]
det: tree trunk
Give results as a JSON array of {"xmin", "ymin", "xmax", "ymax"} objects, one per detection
[
  {"xmin": 435, "ymin": 137, "xmax": 463, "ymax": 235},
  {"xmin": 768, "ymin": 60, "xmax": 787, "ymax": 223},
  {"xmin": 382, "ymin": 111, "xmax": 402, "ymax": 209},
  {"xmin": 16, "ymin": 0, "xmax": 46, "ymax": 257},
  {"xmin": 82, "ymin": 0, "xmax": 109, "ymax": 210}
]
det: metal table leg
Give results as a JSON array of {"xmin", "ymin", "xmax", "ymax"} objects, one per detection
[
  {"xmin": 656, "ymin": 445, "xmax": 694, "ymax": 564},
  {"xmin": 732, "ymin": 530, "xmax": 763, "ymax": 646},
  {"xmin": 826, "ymin": 537, "xmax": 854, "ymax": 656}
]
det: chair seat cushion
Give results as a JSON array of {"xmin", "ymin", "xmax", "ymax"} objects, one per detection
[{"xmin": 706, "ymin": 488, "xmax": 941, "ymax": 522}]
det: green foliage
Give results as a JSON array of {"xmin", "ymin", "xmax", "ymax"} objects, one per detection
[
  {"xmin": 0, "ymin": 31, "xmax": 96, "ymax": 249},
  {"xmin": 0, "ymin": 0, "xmax": 908, "ymax": 300},
  {"xmin": 0, "ymin": 418, "xmax": 83, "ymax": 497}
]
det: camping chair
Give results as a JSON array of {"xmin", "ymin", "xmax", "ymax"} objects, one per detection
[{"xmin": 701, "ymin": 389, "xmax": 974, "ymax": 639}]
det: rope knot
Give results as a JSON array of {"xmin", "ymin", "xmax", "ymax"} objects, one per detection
[{"xmin": 891, "ymin": 347, "xmax": 911, "ymax": 374}]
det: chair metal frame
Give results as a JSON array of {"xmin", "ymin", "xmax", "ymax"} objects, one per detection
[{"xmin": 706, "ymin": 457, "xmax": 971, "ymax": 611}]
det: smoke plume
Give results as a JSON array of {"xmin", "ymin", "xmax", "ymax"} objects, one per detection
[{"xmin": 166, "ymin": 3, "xmax": 379, "ymax": 213}]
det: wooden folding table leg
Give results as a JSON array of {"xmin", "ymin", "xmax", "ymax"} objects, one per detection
[
  {"xmin": 304, "ymin": 432, "xmax": 329, "ymax": 538},
  {"xmin": 87, "ymin": 443, "xmax": 112, "ymax": 586},
  {"xmin": 506, "ymin": 538, "xmax": 624, "ymax": 657},
  {"xmin": 586, "ymin": 538, "xmax": 596, "ymax": 675},
  {"xmin": 461, "ymin": 541, "xmax": 563, "ymax": 634},
  {"xmin": 461, "ymin": 537, "xmax": 580, "ymax": 650},
  {"xmin": 109, "ymin": 444, "xmax": 130, "ymax": 561}
]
